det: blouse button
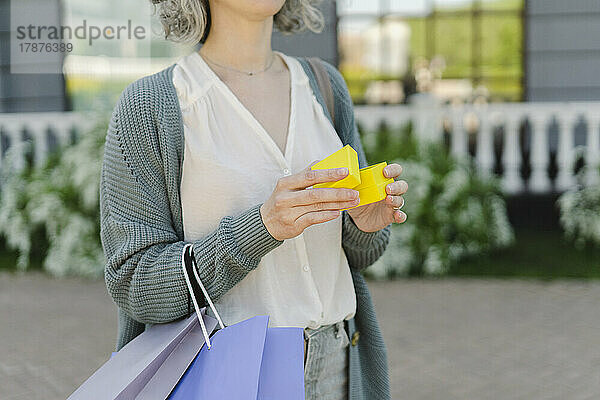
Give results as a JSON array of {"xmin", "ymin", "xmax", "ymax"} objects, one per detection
[
  {"xmin": 303, "ymin": 264, "xmax": 310, "ymax": 272},
  {"xmin": 283, "ymin": 168, "xmax": 291, "ymax": 175}
]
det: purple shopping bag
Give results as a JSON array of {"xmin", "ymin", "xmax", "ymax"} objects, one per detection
[
  {"xmin": 168, "ymin": 246, "xmax": 305, "ymax": 400},
  {"xmin": 67, "ymin": 244, "xmax": 218, "ymax": 400},
  {"xmin": 68, "ymin": 304, "xmax": 217, "ymax": 399},
  {"xmin": 257, "ymin": 326, "xmax": 305, "ymax": 399},
  {"xmin": 168, "ymin": 316, "xmax": 304, "ymax": 400}
]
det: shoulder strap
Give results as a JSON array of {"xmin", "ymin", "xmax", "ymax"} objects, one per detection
[{"xmin": 305, "ymin": 57, "xmax": 335, "ymax": 126}]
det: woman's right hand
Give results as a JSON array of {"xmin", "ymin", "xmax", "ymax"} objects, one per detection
[{"xmin": 260, "ymin": 164, "xmax": 360, "ymax": 241}]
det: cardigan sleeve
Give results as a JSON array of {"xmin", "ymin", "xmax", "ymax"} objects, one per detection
[
  {"xmin": 320, "ymin": 60, "xmax": 392, "ymax": 271},
  {"xmin": 100, "ymin": 79, "xmax": 283, "ymax": 325}
]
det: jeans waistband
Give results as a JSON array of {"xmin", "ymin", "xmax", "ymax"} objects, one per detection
[{"xmin": 304, "ymin": 321, "xmax": 346, "ymax": 340}]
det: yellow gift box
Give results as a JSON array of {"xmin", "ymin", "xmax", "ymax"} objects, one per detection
[{"xmin": 310, "ymin": 145, "xmax": 394, "ymax": 210}]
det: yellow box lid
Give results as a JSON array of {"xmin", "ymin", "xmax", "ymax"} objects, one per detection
[
  {"xmin": 343, "ymin": 181, "xmax": 392, "ymax": 210},
  {"xmin": 354, "ymin": 162, "xmax": 393, "ymax": 190},
  {"xmin": 311, "ymin": 144, "xmax": 361, "ymax": 189},
  {"xmin": 343, "ymin": 162, "xmax": 394, "ymax": 210}
]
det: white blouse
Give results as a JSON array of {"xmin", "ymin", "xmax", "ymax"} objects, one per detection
[{"xmin": 173, "ymin": 50, "xmax": 356, "ymax": 329}]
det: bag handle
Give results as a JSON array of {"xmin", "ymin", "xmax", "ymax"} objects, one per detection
[
  {"xmin": 181, "ymin": 243, "xmax": 224, "ymax": 349},
  {"xmin": 306, "ymin": 56, "xmax": 335, "ymax": 126}
]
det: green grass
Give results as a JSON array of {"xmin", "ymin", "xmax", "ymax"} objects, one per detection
[
  {"xmin": 2, "ymin": 228, "xmax": 599, "ymax": 279},
  {"xmin": 0, "ymin": 249, "xmax": 18, "ymax": 271},
  {"xmin": 0, "ymin": 237, "xmax": 44, "ymax": 272},
  {"xmin": 449, "ymin": 228, "xmax": 600, "ymax": 279}
]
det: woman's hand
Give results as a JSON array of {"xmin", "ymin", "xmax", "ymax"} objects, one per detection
[
  {"xmin": 260, "ymin": 165, "xmax": 360, "ymax": 241},
  {"xmin": 346, "ymin": 163, "xmax": 408, "ymax": 232}
]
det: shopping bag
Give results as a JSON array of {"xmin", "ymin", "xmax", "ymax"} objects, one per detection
[
  {"xmin": 135, "ymin": 317, "xmax": 216, "ymax": 399},
  {"xmin": 168, "ymin": 246, "xmax": 305, "ymax": 400},
  {"xmin": 169, "ymin": 316, "xmax": 305, "ymax": 400},
  {"xmin": 67, "ymin": 246, "xmax": 219, "ymax": 400},
  {"xmin": 257, "ymin": 326, "xmax": 305, "ymax": 399}
]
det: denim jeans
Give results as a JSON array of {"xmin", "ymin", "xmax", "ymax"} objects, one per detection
[{"xmin": 304, "ymin": 321, "xmax": 350, "ymax": 400}]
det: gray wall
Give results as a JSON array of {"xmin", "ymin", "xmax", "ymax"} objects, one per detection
[
  {"xmin": 272, "ymin": 0, "xmax": 338, "ymax": 67},
  {"xmin": 0, "ymin": 0, "xmax": 67, "ymax": 112},
  {"xmin": 526, "ymin": 0, "xmax": 600, "ymax": 101}
]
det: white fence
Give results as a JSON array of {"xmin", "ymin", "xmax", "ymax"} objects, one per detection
[
  {"xmin": 355, "ymin": 97, "xmax": 600, "ymax": 194},
  {"xmin": 1, "ymin": 100, "xmax": 600, "ymax": 195},
  {"xmin": 0, "ymin": 112, "xmax": 96, "ymax": 173}
]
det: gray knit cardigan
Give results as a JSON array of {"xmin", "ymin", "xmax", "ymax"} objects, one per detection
[{"xmin": 99, "ymin": 56, "xmax": 391, "ymax": 400}]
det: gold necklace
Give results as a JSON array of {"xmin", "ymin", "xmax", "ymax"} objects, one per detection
[{"xmin": 200, "ymin": 50, "xmax": 276, "ymax": 76}]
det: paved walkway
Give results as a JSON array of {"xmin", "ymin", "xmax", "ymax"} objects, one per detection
[{"xmin": 2, "ymin": 272, "xmax": 600, "ymax": 399}]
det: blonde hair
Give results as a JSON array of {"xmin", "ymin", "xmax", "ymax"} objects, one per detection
[{"xmin": 151, "ymin": 0, "xmax": 326, "ymax": 44}]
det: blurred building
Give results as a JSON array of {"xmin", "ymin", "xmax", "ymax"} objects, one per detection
[
  {"xmin": 0, "ymin": 0, "xmax": 338, "ymax": 112},
  {"xmin": 0, "ymin": 0, "xmax": 67, "ymax": 112},
  {"xmin": 525, "ymin": 0, "xmax": 600, "ymax": 101},
  {"xmin": 338, "ymin": 0, "xmax": 600, "ymax": 104},
  {"xmin": 272, "ymin": 0, "xmax": 338, "ymax": 66},
  {"xmin": 362, "ymin": 18, "xmax": 410, "ymax": 77},
  {"xmin": 3, "ymin": 0, "xmax": 600, "ymax": 110}
]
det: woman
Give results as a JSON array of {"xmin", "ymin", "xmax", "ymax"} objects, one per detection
[{"xmin": 99, "ymin": 0, "xmax": 408, "ymax": 399}]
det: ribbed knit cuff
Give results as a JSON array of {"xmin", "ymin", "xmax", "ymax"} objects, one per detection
[
  {"xmin": 230, "ymin": 203, "xmax": 284, "ymax": 262},
  {"xmin": 342, "ymin": 211, "xmax": 385, "ymax": 249}
]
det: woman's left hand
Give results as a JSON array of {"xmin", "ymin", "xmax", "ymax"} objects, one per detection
[{"xmin": 346, "ymin": 163, "xmax": 408, "ymax": 232}]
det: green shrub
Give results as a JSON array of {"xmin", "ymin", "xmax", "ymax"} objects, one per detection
[
  {"xmin": 0, "ymin": 118, "xmax": 107, "ymax": 277},
  {"xmin": 361, "ymin": 122, "xmax": 514, "ymax": 277},
  {"xmin": 0, "ymin": 115, "xmax": 514, "ymax": 279},
  {"xmin": 557, "ymin": 169, "xmax": 600, "ymax": 249}
]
